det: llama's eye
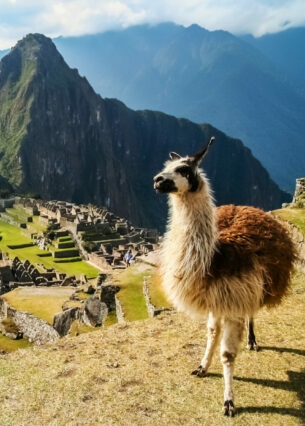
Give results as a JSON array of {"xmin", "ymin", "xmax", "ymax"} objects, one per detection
[{"xmin": 175, "ymin": 166, "xmax": 190, "ymax": 177}]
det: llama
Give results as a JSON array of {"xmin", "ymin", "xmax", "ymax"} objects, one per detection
[{"xmin": 153, "ymin": 137, "xmax": 296, "ymax": 416}]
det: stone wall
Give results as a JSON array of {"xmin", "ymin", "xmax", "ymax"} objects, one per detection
[
  {"xmin": 0, "ymin": 298, "xmax": 59, "ymax": 345},
  {"xmin": 292, "ymin": 177, "xmax": 305, "ymax": 205},
  {"xmin": 143, "ymin": 276, "xmax": 170, "ymax": 317},
  {"xmin": 0, "ymin": 198, "xmax": 15, "ymax": 211},
  {"xmin": 115, "ymin": 296, "xmax": 125, "ymax": 323}
]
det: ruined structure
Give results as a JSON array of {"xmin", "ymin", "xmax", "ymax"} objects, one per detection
[
  {"xmin": 15, "ymin": 197, "xmax": 159, "ymax": 270},
  {"xmin": 292, "ymin": 178, "xmax": 305, "ymax": 207}
]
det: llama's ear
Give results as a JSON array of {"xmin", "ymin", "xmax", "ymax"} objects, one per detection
[
  {"xmin": 169, "ymin": 152, "xmax": 182, "ymax": 161},
  {"xmin": 192, "ymin": 136, "xmax": 215, "ymax": 165}
]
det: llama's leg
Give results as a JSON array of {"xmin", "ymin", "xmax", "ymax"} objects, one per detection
[
  {"xmin": 246, "ymin": 317, "xmax": 259, "ymax": 351},
  {"xmin": 192, "ymin": 312, "xmax": 221, "ymax": 377},
  {"xmin": 221, "ymin": 318, "xmax": 244, "ymax": 417}
]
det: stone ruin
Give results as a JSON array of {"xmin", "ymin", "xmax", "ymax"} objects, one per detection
[
  {"xmin": 292, "ymin": 177, "xmax": 305, "ymax": 207},
  {"xmin": 15, "ymin": 197, "xmax": 160, "ymax": 270},
  {"xmin": 0, "ymin": 256, "xmax": 82, "ymax": 295},
  {"xmin": 0, "ymin": 197, "xmax": 162, "ymax": 346}
]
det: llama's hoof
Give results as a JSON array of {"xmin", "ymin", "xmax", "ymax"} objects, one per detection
[
  {"xmin": 247, "ymin": 342, "xmax": 260, "ymax": 351},
  {"xmin": 223, "ymin": 400, "xmax": 235, "ymax": 417},
  {"xmin": 191, "ymin": 365, "xmax": 207, "ymax": 377}
]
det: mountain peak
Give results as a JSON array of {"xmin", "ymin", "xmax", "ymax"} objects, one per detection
[
  {"xmin": 12, "ymin": 33, "xmax": 57, "ymax": 59},
  {"xmin": 0, "ymin": 32, "xmax": 290, "ymax": 229}
]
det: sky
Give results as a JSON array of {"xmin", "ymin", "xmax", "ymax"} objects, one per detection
[{"xmin": 0, "ymin": 0, "xmax": 305, "ymax": 49}]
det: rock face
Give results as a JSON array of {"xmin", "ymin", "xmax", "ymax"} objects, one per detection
[
  {"xmin": 100, "ymin": 285, "xmax": 120, "ymax": 311},
  {"xmin": 83, "ymin": 296, "xmax": 108, "ymax": 327},
  {"xmin": 0, "ymin": 34, "xmax": 290, "ymax": 231},
  {"xmin": 53, "ymin": 307, "xmax": 79, "ymax": 337}
]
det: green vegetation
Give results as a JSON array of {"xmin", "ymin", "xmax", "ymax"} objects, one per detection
[
  {"xmin": 273, "ymin": 207, "xmax": 305, "ymax": 234},
  {"xmin": 114, "ymin": 266, "xmax": 151, "ymax": 322},
  {"xmin": 0, "ymin": 210, "xmax": 99, "ymax": 279},
  {"xmin": 0, "ymin": 47, "xmax": 36, "ymax": 186},
  {"xmin": 0, "ymin": 333, "xmax": 32, "ymax": 353},
  {"xmin": 146, "ymin": 270, "xmax": 172, "ymax": 309},
  {"xmin": 103, "ymin": 310, "xmax": 118, "ymax": 327},
  {"xmin": 2, "ymin": 287, "xmax": 76, "ymax": 324}
]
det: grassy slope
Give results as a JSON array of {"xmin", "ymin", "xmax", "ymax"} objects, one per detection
[
  {"xmin": 0, "ymin": 271, "xmax": 304, "ymax": 425},
  {"xmin": 0, "ymin": 50, "xmax": 35, "ymax": 186},
  {"xmin": 273, "ymin": 207, "xmax": 305, "ymax": 234},
  {"xmin": 0, "ymin": 207, "xmax": 304, "ymax": 424}
]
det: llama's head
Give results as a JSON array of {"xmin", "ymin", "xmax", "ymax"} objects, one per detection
[{"xmin": 153, "ymin": 137, "xmax": 215, "ymax": 194}]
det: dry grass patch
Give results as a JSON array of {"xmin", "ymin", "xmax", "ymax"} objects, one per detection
[
  {"xmin": 0, "ymin": 271, "xmax": 304, "ymax": 425},
  {"xmin": 2, "ymin": 287, "xmax": 76, "ymax": 324}
]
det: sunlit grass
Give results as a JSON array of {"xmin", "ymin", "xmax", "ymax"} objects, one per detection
[
  {"xmin": 114, "ymin": 266, "xmax": 151, "ymax": 321},
  {"xmin": 0, "ymin": 333, "xmax": 32, "ymax": 353},
  {"xmin": 273, "ymin": 207, "xmax": 305, "ymax": 234},
  {"xmin": 0, "ymin": 270, "xmax": 304, "ymax": 425},
  {"xmin": 2, "ymin": 287, "xmax": 76, "ymax": 324},
  {"xmin": 0, "ymin": 218, "xmax": 99, "ymax": 279},
  {"xmin": 146, "ymin": 268, "xmax": 172, "ymax": 310}
]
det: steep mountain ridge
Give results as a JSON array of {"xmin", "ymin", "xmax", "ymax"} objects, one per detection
[
  {"xmin": 242, "ymin": 27, "xmax": 305, "ymax": 93},
  {"xmin": 54, "ymin": 23, "xmax": 305, "ymax": 191},
  {"xmin": 0, "ymin": 34, "xmax": 289, "ymax": 230}
]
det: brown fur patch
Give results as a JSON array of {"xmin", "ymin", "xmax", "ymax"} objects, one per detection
[{"xmin": 210, "ymin": 205, "xmax": 297, "ymax": 307}]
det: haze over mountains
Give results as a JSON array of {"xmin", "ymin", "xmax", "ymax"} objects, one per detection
[
  {"xmin": 0, "ymin": 34, "xmax": 288, "ymax": 230},
  {"xmin": 53, "ymin": 23, "xmax": 305, "ymax": 192}
]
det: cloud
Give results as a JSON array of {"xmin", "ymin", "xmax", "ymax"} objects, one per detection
[{"xmin": 0, "ymin": 0, "xmax": 305, "ymax": 49}]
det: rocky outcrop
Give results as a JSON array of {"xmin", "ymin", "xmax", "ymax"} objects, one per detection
[
  {"xmin": 83, "ymin": 296, "xmax": 108, "ymax": 327},
  {"xmin": 53, "ymin": 307, "xmax": 79, "ymax": 337},
  {"xmin": 100, "ymin": 285, "xmax": 120, "ymax": 311}
]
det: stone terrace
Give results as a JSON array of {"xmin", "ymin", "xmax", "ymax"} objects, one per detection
[{"xmin": 15, "ymin": 197, "xmax": 160, "ymax": 270}]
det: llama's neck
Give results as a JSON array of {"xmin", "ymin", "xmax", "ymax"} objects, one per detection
[{"xmin": 164, "ymin": 178, "xmax": 217, "ymax": 277}]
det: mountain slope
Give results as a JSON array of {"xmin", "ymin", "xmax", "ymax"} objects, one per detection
[
  {"xmin": 0, "ymin": 34, "xmax": 289, "ymax": 230},
  {"xmin": 54, "ymin": 23, "xmax": 305, "ymax": 191},
  {"xmin": 242, "ymin": 27, "xmax": 305, "ymax": 93}
]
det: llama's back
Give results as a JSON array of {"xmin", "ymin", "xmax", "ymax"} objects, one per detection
[{"xmin": 212, "ymin": 205, "xmax": 297, "ymax": 307}]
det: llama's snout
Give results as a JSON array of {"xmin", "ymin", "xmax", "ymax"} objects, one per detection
[{"xmin": 153, "ymin": 174, "xmax": 177, "ymax": 193}]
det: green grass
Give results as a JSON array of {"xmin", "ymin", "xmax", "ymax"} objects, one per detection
[
  {"xmin": 2, "ymin": 287, "xmax": 76, "ymax": 324},
  {"xmin": 114, "ymin": 265, "xmax": 152, "ymax": 322},
  {"xmin": 0, "ymin": 333, "xmax": 32, "ymax": 353},
  {"xmin": 3, "ymin": 207, "xmax": 29, "ymax": 223},
  {"xmin": 0, "ymin": 218, "xmax": 99, "ymax": 279},
  {"xmin": 273, "ymin": 207, "xmax": 305, "ymax": 234},
  {"xmin": 146, "ymin": 269, "xmax": 172, "ymax": 310},
  {"xmin": 103, "ymin": 310, "xmax": 118, "ymax": 327}
]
